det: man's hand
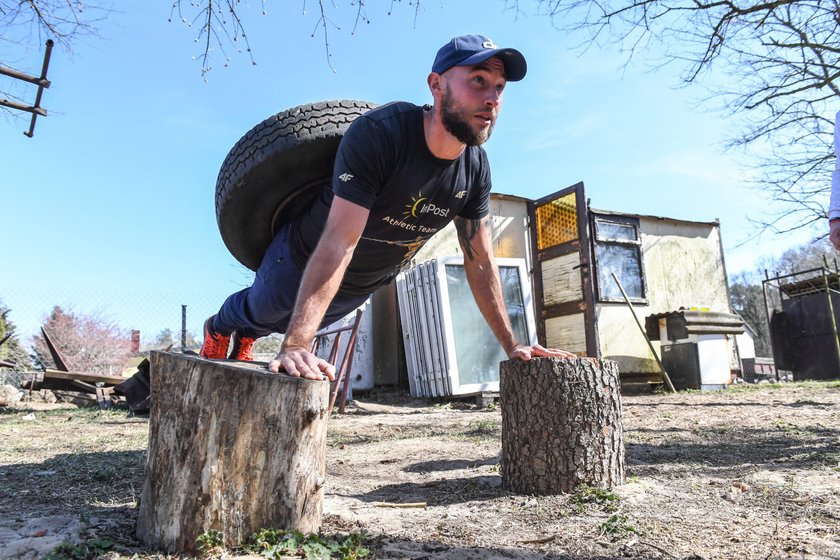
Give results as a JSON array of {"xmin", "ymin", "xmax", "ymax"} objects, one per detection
[
  {"xmin": 830, "ymin": 220, "xmax": 840, "ymax": 251},
  {"xmin": 268, "ymin": 346, "xmax": 336, "ymax": 381},
  {"xmin": 508, "ymin": 344, "xmax": 577, "ymax": 361}
]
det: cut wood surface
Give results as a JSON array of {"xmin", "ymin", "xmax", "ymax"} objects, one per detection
[
  {"xmin": 500, "ymin": 357, "xmax": 624, "ymax": 494},
  {"xmin": 136, "ymin": 352, "xmax": 330, "ymax": 554}
]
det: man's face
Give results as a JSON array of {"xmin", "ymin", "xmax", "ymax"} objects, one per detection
[{"xmin": 439, "ymin": 57, "xmax": 506, "ymax": 147}]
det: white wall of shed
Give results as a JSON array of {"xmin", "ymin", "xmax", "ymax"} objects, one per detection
[
  {"xmin": 598, "ymin": 218, "xmax": 731, "ymax": 374},
  {"xmin": 413, "ymin": 197, "xmax": 532, "ymax": 266},
  {"xmin": 736, "ymin": 331, "xmax": 756, "ymax": 360}
]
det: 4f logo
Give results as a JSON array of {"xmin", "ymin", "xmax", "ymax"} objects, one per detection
[
  {"xmin": 339, "ymin": 173, "xmax": 354, "ymax": 182},
  {"xmin": 454, "ymin": 190, "xmax": 467, "ymax": 199}
]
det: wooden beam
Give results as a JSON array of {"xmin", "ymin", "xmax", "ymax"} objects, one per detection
[{"xmin": 43, "ymin": 369, "xmax": 127, "ymax": 385}]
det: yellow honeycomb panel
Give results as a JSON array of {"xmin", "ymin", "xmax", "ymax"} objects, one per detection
[{"xmin": 536, "ymin": 192, "xmax": 578, "ymax": 250}]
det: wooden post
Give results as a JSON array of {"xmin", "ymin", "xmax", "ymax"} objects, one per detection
[
  {"xmin": 136, "ymin": 352, "xmax": 330, "ymax": 554},
  {"xmin": 500, "ymin": 357, "xmax": 624, "ymax": 494}
]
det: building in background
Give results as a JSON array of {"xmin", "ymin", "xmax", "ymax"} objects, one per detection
[{"xmin": 330, "ymin": 183, "xmax": 739, "ymax": 395}]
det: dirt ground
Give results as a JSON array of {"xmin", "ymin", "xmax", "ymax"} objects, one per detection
[{"xmin": 1, "ymin": 381, "xmax": 839, "ymax": 559}]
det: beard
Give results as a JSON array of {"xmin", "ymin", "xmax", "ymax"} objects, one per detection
[{"xmin": 441, "ymin": 87, "xmax": 495, "ymax": 147}]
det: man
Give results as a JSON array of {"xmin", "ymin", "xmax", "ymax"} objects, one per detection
[
  {"xmin": 201, "ymin": 34, "xmax": 574, "ymax": 379},
  {"xmin": 829, "ymin": 109, "xmax": 840, "ymax": 250}
]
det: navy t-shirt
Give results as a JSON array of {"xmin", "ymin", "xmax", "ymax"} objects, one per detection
[{"xmin": 290, "ymin": 101, "xmax": 492, "ymax": 295}]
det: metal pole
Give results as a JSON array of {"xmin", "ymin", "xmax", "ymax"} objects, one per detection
[
  {"xmin": 181, "ymin": 305, "xmax": 187, "ymax": 353},
  {"xmin": 761, "ymin": 269, "xmax": 781, "ymax": 382},
  {"xmin": 0, "ymin": 64, "xmax": 51, "ymax": 86},
  {"xmin": 0, "ymin": 98, "xmax": 47, "ymax": 115},
  {"xmin": 24, "ymin": 39, "xmax": 55, "ymax": 138},
  {"xmin": 611, "ymin": 272, "xmax": 676, "ymax": 393},
  {"xmin": 822, "ymin": 269, "xmax": 840, "ymax": 376}
]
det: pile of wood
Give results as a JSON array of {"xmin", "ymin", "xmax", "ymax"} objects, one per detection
[
  {"xmin": 21, "ymin": 367, "xmax": 137, "ymax": 410},
  {"xmin": 14, "ymin": 327, "xmax": 150, "ymax": 411}
]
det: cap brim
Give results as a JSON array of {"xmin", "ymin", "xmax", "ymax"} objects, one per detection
[{"xmin": 459, "ymin": 47, "xmax": 527, "ymax": 82}]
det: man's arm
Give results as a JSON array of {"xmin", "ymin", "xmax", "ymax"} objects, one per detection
[
  {"xmin": 268, "ymin": 196, "xmax": 370, "ymax": 379},
  {"xmin": 454, "ymin": 216, "xmax": 576, "ymax": 360}
]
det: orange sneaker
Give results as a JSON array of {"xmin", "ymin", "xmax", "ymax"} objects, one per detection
[
  {"xmin": 228, "ymin": 333, "xmax": 256, "ymax": 361},
  {"xmin": 200, "ymin": 316, "xmax": 230, "ymax": 359}
]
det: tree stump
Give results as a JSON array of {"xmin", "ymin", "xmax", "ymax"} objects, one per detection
[
  {"xmin": 500, "ymin": 357, "xmax": 624, "ymax": 494},
  {"xmin": 136, "ymin": 352, "xmax": 330, "ymax": 554}
]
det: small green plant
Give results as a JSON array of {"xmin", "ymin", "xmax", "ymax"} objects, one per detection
[
  {"xmin": 600, "ymin": 513, "xmax": 637, "ymax": 538},
  {"xmin": 246, "ymin": 528, "xmax": 305, "ymax": 557},
  {"xmin": 713, "ymin": 425, "xmax": 735, "ymax": 435},
  {"xmin": 197, "ymin": 529, "xmax": 224, "ymax": 555},
  {"xmin": 243, "ymin": 528, "xmax": 371, "ymax": 560},
  {"xmin": 774, "ymin": 418, "xmax": 804, "ymax": 435},
  {"xmin": 44, "ymin": 538, "xmax": 115, "ymax": 560},
  {"xmin": 571, "ymin": 485, "xmax": 620, "ymax": 513},
  {"xmin": 468, "ymin": 418, "xmax": 500, "ymax": 436}
]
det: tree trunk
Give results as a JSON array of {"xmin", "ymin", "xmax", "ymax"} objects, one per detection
[
  {"xmin": 500, "ymin": 357, "xmax": 624, "ymax": 494},
  {"xmin": 136, "ymin": 352, "xmax": 330, "ymax": 554}
]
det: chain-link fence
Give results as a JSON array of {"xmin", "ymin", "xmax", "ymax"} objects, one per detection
[{"xmin": 0, "ymin": 286, "xmax": 235, "ymax": 372}]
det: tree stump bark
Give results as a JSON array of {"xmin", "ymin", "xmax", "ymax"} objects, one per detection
[
  {"xmin": 500, "ymin": 357, "xmax": 624, "ymax": 494},
  {"xmin": 136, "ymin": 352, "xmax": 330, "ymax": 554}
]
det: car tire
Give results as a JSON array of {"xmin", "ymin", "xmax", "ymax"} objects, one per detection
[{"xmin": 215, "ymin": 100, "xmax": 378, "ymax": 270}]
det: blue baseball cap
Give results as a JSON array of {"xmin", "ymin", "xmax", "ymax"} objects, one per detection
[{"xmin": 432, "ymin": 34, "xmax": 527, "ymax": 82}]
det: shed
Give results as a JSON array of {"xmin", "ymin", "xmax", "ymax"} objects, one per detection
[{"xmin": 332, "ymin": 182, "xmax": 736, "ymax": 392}]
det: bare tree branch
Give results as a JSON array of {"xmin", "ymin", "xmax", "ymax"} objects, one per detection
[
  {"xmin": 513, "ymin": 0, "xmax": 839, "ymax": 237},
  {"xmin": 0, "ymin": 1, "xmax": 106, "ymax": 51}
]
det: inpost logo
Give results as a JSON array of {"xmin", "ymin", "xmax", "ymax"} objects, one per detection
[{"xmin": 402, "ymin": 191, "xmax": 450, "ymax": 219}]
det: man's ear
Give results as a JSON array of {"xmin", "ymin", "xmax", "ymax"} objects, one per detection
[{"xmin": 427, "ymin": 72, "xmax": 444, "ymax": 96}]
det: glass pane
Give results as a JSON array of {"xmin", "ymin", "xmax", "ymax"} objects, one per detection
[
  {"xmin": 445, "ymin": 264, "xmax": 530, "ymax": 385},
  {"xmin": 595, "ymin": 220, "xmax": 636, "ymax": 242},
  {"xmin": 595, "ymin": 244, "xmax": 644, "ymax": 300},
  {"xmin": 535, "ymin": 192, "xmax": 578, "ymax": 250}
]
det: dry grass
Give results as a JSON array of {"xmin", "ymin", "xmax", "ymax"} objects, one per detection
[{"xmin": 1, "ymin": 381, "xmax": 839, "ymax": 559}]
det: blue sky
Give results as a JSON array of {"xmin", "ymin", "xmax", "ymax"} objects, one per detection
[{"xmin": 0, "ymin": 0, "xmax": 827, "ymax": 341}]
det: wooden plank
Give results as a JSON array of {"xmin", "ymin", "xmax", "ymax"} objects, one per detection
[
  {"xmin": 542, "ymin": 253, "xmax": 583, "ymax": 306},
  {"xmin": 545, "ymin": 313, "xmax": 587, "ymax": 354},
  {"xmin": 43, "ymin": 368, "xmax": 127, "ymax": 385}
]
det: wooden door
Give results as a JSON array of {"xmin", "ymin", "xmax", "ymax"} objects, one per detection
[{"xmin": 527, "ymin": 182, "xmax": 599, "ymax": 356}]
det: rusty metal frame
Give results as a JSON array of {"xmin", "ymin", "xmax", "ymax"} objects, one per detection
[
  {"xmin": 95, "ymin": 386, "xmax": 113, "ymax": 410},
  {"xmin": 763, "ymin": 266, "xmax": 840, "ymax": 379},
  {"xmin": 311, "ymin": 307, "xmax": 365, "ymax": 414},
  {"xmin": 40, "ymin": 326, "xmax": 71, "ymax": 372},
  {"xmin": 0, "ymin": 39, "xmax": 55, "ymax": 137}
]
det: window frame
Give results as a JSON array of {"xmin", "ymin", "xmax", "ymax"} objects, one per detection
[
  {"xmin": 395, "ymin": 257, "xmax": 537, "ymax": 396},
  {"xmin": 590, "ymin": 214, "xmax": 648, "ymax": 304}
]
